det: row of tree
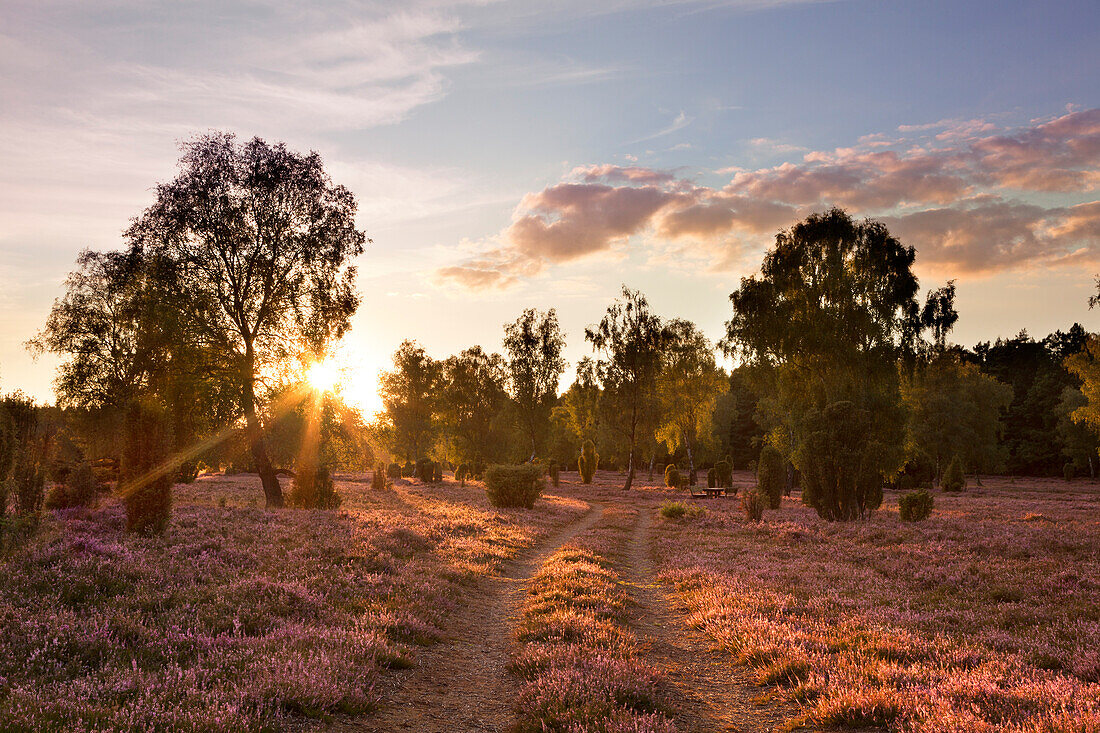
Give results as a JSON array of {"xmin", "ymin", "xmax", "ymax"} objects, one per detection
[{"xmin": 5, "ymin": 130, "xmax": 1100, "ymax": 528}]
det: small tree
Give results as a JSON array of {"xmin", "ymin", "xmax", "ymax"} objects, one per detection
[
  {"xmin": 578, "ymin": 440, "xmax": 598, "ymax": 483},
  {"xmin": 371, "ymin": 463, "xmax": 386, "ymax": 490},
  {"xmin": 120, "ymin": 400, "xmax": 173, "ymax": 535},
  {"xmin": 941, "ymin": 455, "xmax": 966, "ymax": 492},
  {"xmin": 757, "ymin": 445, "xmax": 784, "ymax": 509},
  {"xmin": 715, "ymin": 457, "xmax": 733, "ymax": 488},
  {"xmin": 587, "ymin": 286, "xmax": 668, "ymax": 491},
  {"xmin": 504, "ymin": 309, "xmax": 566, "ymax": 461}
]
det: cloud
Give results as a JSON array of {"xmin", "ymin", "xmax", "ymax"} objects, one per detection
[
  {"xmin": 629, "ymin": 110, "xmax": 693, "ymax": 144},
  {"xmin": 440, "ymin": 108, "xmax": 1100, "ymax": 288}
]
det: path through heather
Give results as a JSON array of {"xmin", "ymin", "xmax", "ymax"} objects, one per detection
[
  {"xmin": 622, "ymin": 502, "xmax": 795, "ymax": 733},
  {"xmin": 331, "ymin": 498, "xmax": 605, "ymax": 733}
]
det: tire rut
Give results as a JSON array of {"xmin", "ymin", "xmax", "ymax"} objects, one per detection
[
  {"xmin": 330, "ymin": 500, "xmax": 605, "ymax": 733},
  {"xmin": 623, "ymin": 504, "xmax": 795, "ymax": 733}
]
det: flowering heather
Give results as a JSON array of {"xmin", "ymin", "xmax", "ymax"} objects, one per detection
[
  {"xmin": 510, "ymin": 506, "xmax": 676, "ymax": 733},
  {"xmin": 653, "ymin": 472, "xmax": 1100, "ymax": 732},
  {"xmin": 0, "ymin": 473, "xmax": 585, "ymax": 731}
]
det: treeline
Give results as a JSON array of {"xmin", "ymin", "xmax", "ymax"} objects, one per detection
[{"xmin": 4, "ymin": 129, "xmax": 1100, "ymax": 531}]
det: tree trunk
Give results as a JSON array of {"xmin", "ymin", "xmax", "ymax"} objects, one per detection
[
  {"xmin": 647, "ymin": 454, "xmax": 655, "ymax": 481},
  {"xmin": 243, "ymin": 350, "xmax": 282, "ymax": 508},
  {"xmin": 1090, "ymin": 454, "xmax": 1096, "ymax": 479},
  {"xmin": 623, "ymin": 449, "xmax": 635, "ymax": 491},
  {"xmin": 685, "ymin": 433, "xmax": 696, "ymax": 486}
]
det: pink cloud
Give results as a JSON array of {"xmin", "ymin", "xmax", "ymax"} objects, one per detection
[{"xmin": 439, "ymin": 109, "xmax": 1100, "ymax": 289}]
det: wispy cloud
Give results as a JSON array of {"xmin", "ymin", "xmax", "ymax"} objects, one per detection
[{"xmin": 628, "ymin": 110, "xmax": 694, "ymax": 144}]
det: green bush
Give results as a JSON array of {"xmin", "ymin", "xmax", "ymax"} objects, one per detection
[
  {"xmin": 578, "ymin": 440, "xmax": 598, "ymax": 484},
  {"xmin": 45, "ymin": 461, "xmax": 98, "ymax": 510},
  {"xmin": 659, "ymin": 500, "xmax": 703, "ymax": 520},
  {"xmin": 664, "ymin": 463, "xmax": 680, "ymax": 488},
  {"xmin": 942, "ymin": 455, "xmax": 966, "ymax": 492},
  {"xmin": 387, "ymin": 462, "xmax": 401, "ymax": 480},
  {"xmin": 402, "ymin": 460, "xmax": 415, "ymax": 478},
  {"xmin": 897, "ymin": 474, "xmax": 916, "ymax": 492},
  {"xmin": 416, "ymin": 457, "xmax": 431, "ymax": 483},
  {"xmin": 178, "ymin": 461, "xmax": 199, "ymax": 484},
  {"xmin": 549, "ymin": 461, "xmax": 560, "ymax": 488},
  {"xmin": 433, "ymin": 462, "xmax": 443, "ymax": 483},
  {"xmin": 456, "ymin": 463, "xmax": 469, "ymax": 486},
  {"xmin": 120, "ymin": 401, "xmax": 172, "ymax": 535},
  {"xmin": 757, "ymin": 445, "xmax": 785, "ymax": 510},
  {"xmin": 707, "ymin": 467, "xmax": 717, "ymax": 488},
  {"xmin": 740, "ymin": 490, "xmax": 765, "ymax": 522},
  {"xmin": 290, "ymin": 465, "xmax": 342, "ymax": 509},
  {"xmin": 899, "ymin": 488, "xmax": 934, "ymax": 521},
  {"xmin": 715, "ymin": 458, "xmax": 732, "ymax": 488},
  {"xmin": 372, "ymin": 463, "xmax": 386, "ymax": 490},
  {"xmin": 1064, "ymin": 463, "xmax": 1076, "ymax": 482},
  {"xmin": 484, "ymin": 464, "xmax": 544, "ymax": 508}
]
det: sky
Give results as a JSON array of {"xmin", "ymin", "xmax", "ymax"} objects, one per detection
[{"xmin": 1, "ymin": 0, "xmax": 1098, "ymax": 411}]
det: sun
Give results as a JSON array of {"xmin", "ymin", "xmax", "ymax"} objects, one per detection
[{"xmin": 306, "ymin": 359, "xmax": 340, "ymax": 393}]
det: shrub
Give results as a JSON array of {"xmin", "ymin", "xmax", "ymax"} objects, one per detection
[
  {"xmin": 290, "ymin": 465, "xmax": 342, "ymax": 509},
  {"xmin": 484, "ymin": 464, "xmax": 543, "ymax": 508},
  {"xmin": 402, "ymin": 460, "xmax": 415, "ymax": 478},
  {"xmin": 707, "ymin": 467, "xmax": 717, "ymax": 488},
  {"xmin": 45, "ymin": 461, "xmax": 98, "ymax": 510},
  {"xmin": 664, "ymin": 463, "xmax": 680, "ymax": 488},
  {"xmin": 897, "ymin": 474, "xmax": 916, "ymax": 492},
  {"xmin": 416, "ymin": 457, "xmax": 431, "ymax": 483},
  {"xmin": 740, "ymin": 490, "xmax": 765, "ymax": 522},
  {"xmin": 433, "ymin": 462, "xmax": 443, "ymax": 483},
  {"xmin": 120, "ymin": 400, "xmax": 173, "ymax": 535},
  {"xmin": 387, "ymin": 462, "xmax": 401, "ymax": 479},
  {"xmin": 715, "ymin": 458, "xmax": 733, "ymax": 488},
  {"xmin": 942, "ymin": 455, "xmax": 966, "ymax": 492},
  {"xmin": 578, "ymin": 440, "xmax": 598, "ymax": 484},
  {"xmin": 660, "ymin": 500, "xmax": 703, "ymax": 520},
  {"xmin": 898, "ymin": 488, "xmax": 934, "ymax": 521},
  {"xmin": 456, "ymin": 463, "xmax": 469, "ymax": 486},
  {"xmin": 371, "ymin": 463, "xmax": 386, "ymax": 490},
  {"xmin": 549, "ymin": 461, "xmax": 560, "ymax": 488},
  {"xmin": 757, "ymin": 445, "xmax": 785, "ymax": 510},
  {"xmin": 9, "ymin": 450, "xmax": 45, "ymax": 516},
  {"xmin": 1064, "ymin": 463, "xmax": 1076, "ymax": 482},
  {"xmin": 178, "ymin": 461, "xmax": 199, "ymax": 484}
]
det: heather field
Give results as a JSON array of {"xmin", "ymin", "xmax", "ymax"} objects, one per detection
[
  {"xmin": 652, "ymin": 471, "xmax": 1100, "ymax": 732},
  {"xmin": 0, "ymin": 474, "xmax": 585, "ymax": 732},
  {"xmin": 3, "ymin": 469, "xmax": 1099, "ymax": 732}
]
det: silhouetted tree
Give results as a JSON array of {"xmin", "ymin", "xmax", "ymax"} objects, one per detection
[
  {"xmin": 437, "ymin": 346, "xmax": 509, "ymax": 466},
  {"xmin": 655, "ymin": 319, "xmax": 726, "ymax": 481},
  {"xmin": 503, "ymin": 308, "xmax": 566, "ymax": 461},
  {"xmin": 725, "ymin": 208, "xmax": 939, "ymax": 520},
  {"xmin": 125, "ymin": 133, "xmax": 367, "ymax": 507},
  {"xmin": 381, "ymin": 341, "xmax": 440, "ymax": 462},
  {"xmin": 587, "ymin": 286, "xmax": 668, "ymax": 491}
]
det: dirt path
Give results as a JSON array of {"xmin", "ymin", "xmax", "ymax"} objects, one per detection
[
  {"xmin": 623, "ymin": 504, "xmax": 795, "ymax": 733},
  {"xmin": 330, "ymin": 500, "xmax": 605, "ymax": 733}
]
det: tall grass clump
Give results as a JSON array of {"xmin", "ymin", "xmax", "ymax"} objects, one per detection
[
  {"xmin": 740, "ymin": 489, "xmax": 765, "ymax": 522},
  {"xmin": 898, "ymin": 488, "xmax": 934, "ymax": 521},
  {"xmin": 941, "ymin": 455, "xmax": 966, "ymax": 492},
  {"xmin": 757, "ymin": 444, "xmax": 785, "ymax": 509},
  {"xmin": 578, "ymin": 440, "xmax": 598, "ymax": 484},
  {"xmin": 485, "ymin": 464, "xmax": 543, "ymax": 508}
]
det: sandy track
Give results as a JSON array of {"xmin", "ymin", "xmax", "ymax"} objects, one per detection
[
  {"xmin": 329, "ymin": 500, "xmax": 605, "ymax": 733},
  {"xmin": 622, "ymin": 504, "xmax": 796, "ymax": 733}
]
